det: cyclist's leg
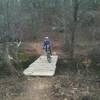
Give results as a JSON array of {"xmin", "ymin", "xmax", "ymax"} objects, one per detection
[
  {"xmin": 44, "ymin": 46, "xmax": 47, "ymax": 55},
  {"xmin": 46, "ymin": 45, "xmax": 48, "ymax": 52},
  {"xmin": 49, "ymin": 47, "xmax": 52, "ymax": 55}
]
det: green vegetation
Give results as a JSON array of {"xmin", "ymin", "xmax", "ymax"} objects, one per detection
[{"xmin": 18, "ymin": 50, "xmax": 37, "ymax": 69}]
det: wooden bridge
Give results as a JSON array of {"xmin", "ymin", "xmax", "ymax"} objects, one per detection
[{"xmin": 23, "ymin": 55, "xmax": 58, "ymax": 76}]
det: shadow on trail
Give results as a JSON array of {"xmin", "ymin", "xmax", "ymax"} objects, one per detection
[{"xmin": 55, "ymin": 58, "xmax": 78, "ymax": 75}]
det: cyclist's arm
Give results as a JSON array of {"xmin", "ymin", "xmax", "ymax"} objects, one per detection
[{"xmin": 42, "ymin": 41, "xmax": 45, "ymax": 49}]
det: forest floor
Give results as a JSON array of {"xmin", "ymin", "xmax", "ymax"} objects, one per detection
[
  {"xmin": 0, "ymin": 69, "xmax": 100, "ymax": 100},
  {"xmin": 0, "ymin": 42, "xmax": 100, "ymax": 100}
]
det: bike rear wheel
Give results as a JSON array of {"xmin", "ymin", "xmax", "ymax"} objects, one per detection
[{"xmin": 47, "ymin": 50, "xmax": 51, "ymax": 63}]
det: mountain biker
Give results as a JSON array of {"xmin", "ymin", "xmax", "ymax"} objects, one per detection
[{"xmin": 42, "ymin": 37, "xmax": 52, "ymax": 55}]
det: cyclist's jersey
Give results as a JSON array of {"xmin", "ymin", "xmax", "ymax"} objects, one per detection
[
  {"xmin": 43, "ymin": 40, "xmax": 51, "ymax": 49},
  {"xmin": 43, "ymin": 39, "xmax": 52, "ymax": 55}
]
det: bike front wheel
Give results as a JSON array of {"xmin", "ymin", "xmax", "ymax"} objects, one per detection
[{"xmin": 47, "ymin": 53, "xmax": 51, "ymax": 63}]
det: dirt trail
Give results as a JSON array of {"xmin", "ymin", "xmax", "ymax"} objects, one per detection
[
  {"xmin": 22, "ymin": 41, "xmax": 63, "ymax": 56},
  {"xmin": 1, "ymin": 73, "xmax": 100, "ymax": 100},
  {"xmin": 14, "ymin": 78, "xmax": 53, "ymax": 100}
]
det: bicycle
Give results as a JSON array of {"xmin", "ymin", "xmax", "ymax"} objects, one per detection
[{"xmin": 46, "ymin": 47, "xmax": 52, "ymax": 63}]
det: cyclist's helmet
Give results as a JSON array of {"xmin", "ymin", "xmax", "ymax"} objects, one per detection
[
  {"xmin": 44, "ymin": 37, "xmax": 48, "ymax": 39},
  {"xmin": 44, "ymin": 37, "xmax": 49, "ymax": 40}
]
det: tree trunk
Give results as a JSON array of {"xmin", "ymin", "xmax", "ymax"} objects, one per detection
[
  {"xmin": 70, "ymin": 28, "xmax": 75, "ymax": 59},
  {"xmin": 70, "ymin": 0, "xmax": 79, "ymax": 59}
]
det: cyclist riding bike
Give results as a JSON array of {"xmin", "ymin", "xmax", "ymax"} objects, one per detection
[{"xmin": 42, "ymin": 37, "xmax": 52, "ymax": 62}]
